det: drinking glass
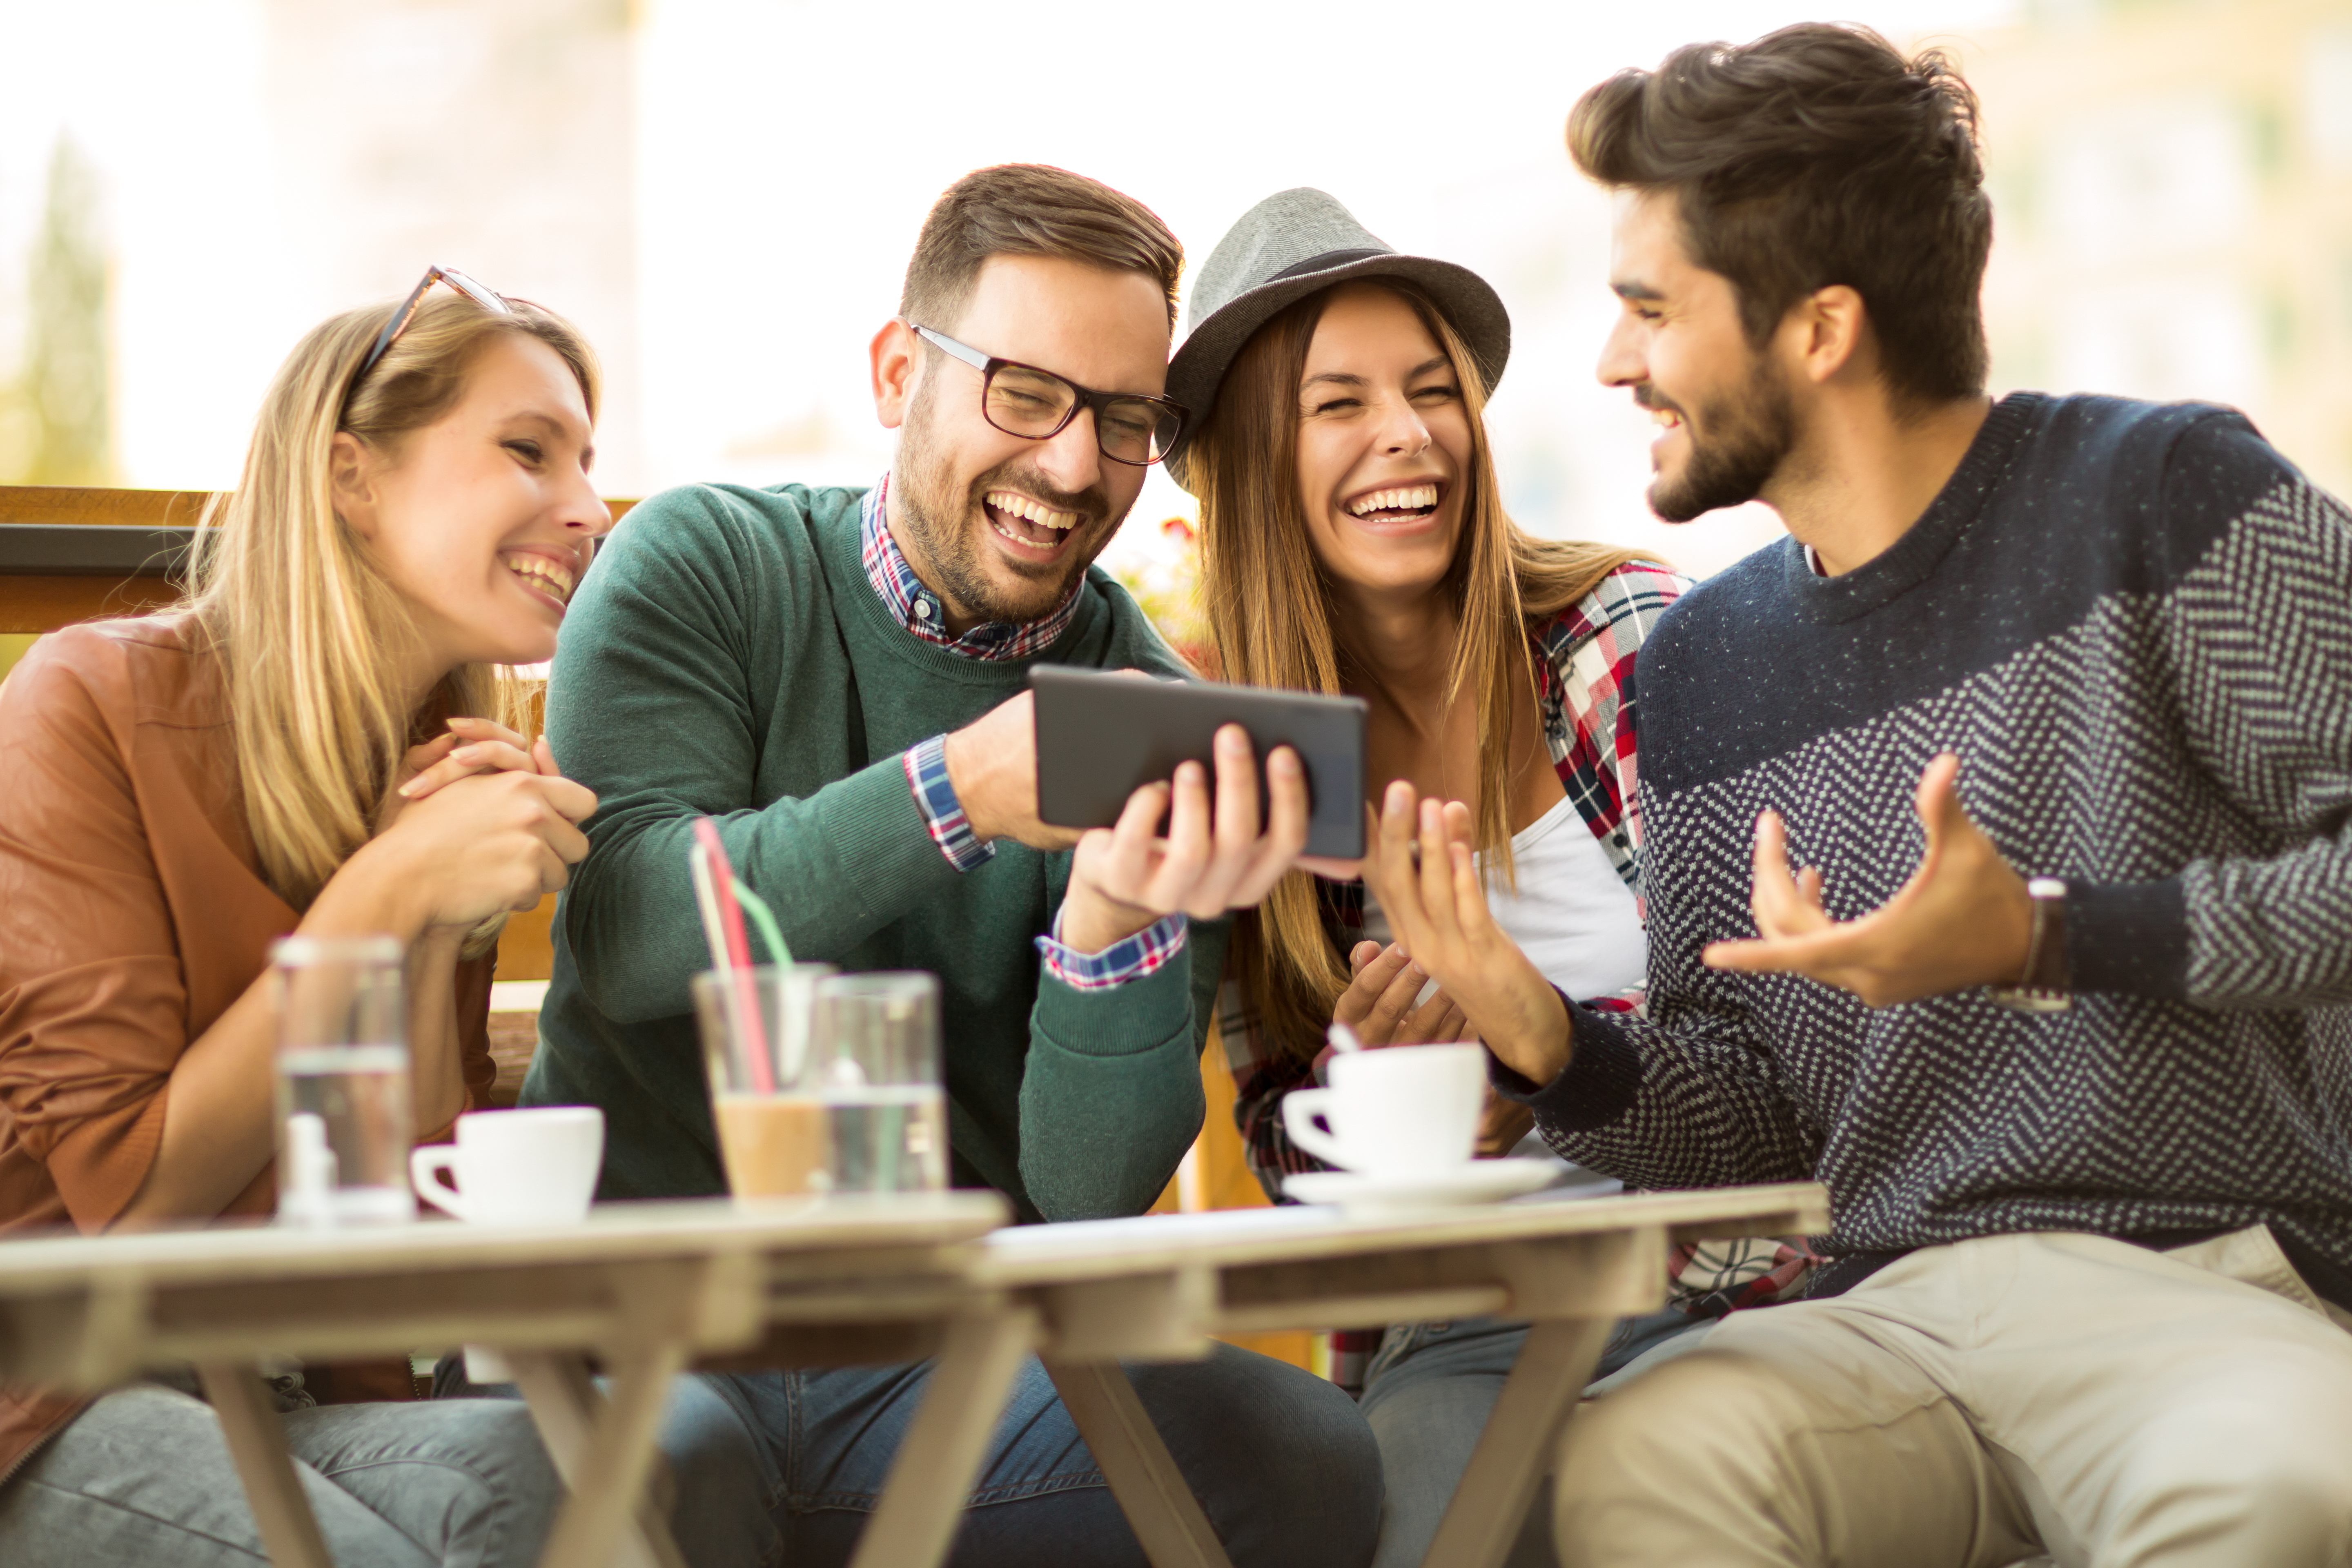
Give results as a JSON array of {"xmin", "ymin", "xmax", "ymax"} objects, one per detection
[
  {"xmin": 810, "ymin": 971, "xmax": 947, "ymax": 1195},
  {"xmin": 272, "ymin": 935, "xmax": 414, "ymax": 1227},
  {"xmin": 690, "ymin": 963, "xmax": 836, "ymax": 1199}
]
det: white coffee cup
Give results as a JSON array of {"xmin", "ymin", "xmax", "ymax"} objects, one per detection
[
  {"xmin": 1281, "ymin": 1042, "xmax": 1486, "ymax": 1176},
  {"xmin": 410, "ymin": 1106, "xmax": 604, "ymax": 1225}
]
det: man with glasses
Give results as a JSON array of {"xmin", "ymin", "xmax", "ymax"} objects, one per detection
[{"xmin": 521, "ymin": 164, "xmax": 1383, "ymax": 1568}]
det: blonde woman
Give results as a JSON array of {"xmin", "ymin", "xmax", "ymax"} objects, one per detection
[
  {"xmin": 1172, "ymin": 193, "xmax": 1755, "ymax": 1568},
  {"xmin": 0, "ymin": 276, "xmax": 756, "ymax": 1566}
]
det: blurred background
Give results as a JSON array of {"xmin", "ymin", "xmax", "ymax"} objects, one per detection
[{"xmin": 3, "ymin": 0, "xmax": 2350, "ymax": 674}]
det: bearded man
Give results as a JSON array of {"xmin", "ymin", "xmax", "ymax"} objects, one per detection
[
  {"xmin": 1357, "ymin": 24, "xmax": 2352, "ymax": 1568},
  {"xmin": 520, "ymin": 164, "xmax": 1381, "ymax": 1568}
]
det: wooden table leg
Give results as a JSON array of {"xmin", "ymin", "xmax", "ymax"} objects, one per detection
[
  {"xmin": 1420, "ymin": 1316, "xmax": 1616, "ymax": 1568},
  {"xmin": 506, "ymin": 1350, "xmax": 688, "ymax": 1568},
  {"xmin": 1046, "ymin": 1357, "xmax": 1231, "ymax": 1568},
  {"xmin": 196, "ymin": 1361, "xmax": 334, "ymax": 1568},
  {"xmin": 530, "ymin": 1342, "xmax": 688, "ymax": 1568},
  {"xmin": 847, "ymin": 1307, "xmax": 1038, "ymax": 1568}
]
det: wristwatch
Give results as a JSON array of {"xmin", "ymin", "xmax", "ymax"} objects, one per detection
[{"xmin": 1986, "ymin": 877, "xmax": 2071, "ymax": 1013}]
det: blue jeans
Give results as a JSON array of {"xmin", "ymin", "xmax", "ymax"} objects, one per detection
[
  {"xmin": 677, "ymin": 1343, "xmax": 1383, "ymax": 1568},
  {"xmin": 0, "ymin": 1384, "xmax": 564, "ymax": 1567},
  {"xmin": 1356, "ymin": 1310, "xmax": 1710, "ymax": 1568}
]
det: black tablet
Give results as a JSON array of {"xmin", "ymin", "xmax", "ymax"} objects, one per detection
[{"xmin": 1030, "ymin": 666, "xmax": 1368, "ymax": 860}]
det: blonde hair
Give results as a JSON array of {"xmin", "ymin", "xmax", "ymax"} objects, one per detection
[
  {"xmin": 1192, "ymin": 278, "xmax": 1644, "ymax": 1065},
  {"xmin": 186, "ymin": 292, "xmax": 600, "ymax": 918}
]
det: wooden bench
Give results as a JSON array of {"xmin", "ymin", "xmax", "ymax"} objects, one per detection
[{"xmin": 0, "ymin": 484, "xmax": 208, "ymax": 632}]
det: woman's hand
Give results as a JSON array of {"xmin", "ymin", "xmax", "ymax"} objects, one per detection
[
  {"xmin": 1359, "ymin": 781, "xmax": 1572, "ymax": 1087},
  {"xmin": 376, "ymin": 716, "xmax": 560, "ymax": 834},
  {"xmin": 1335, "ymin": 939, "xmax": 1532, "ymax": 1157},
  {"xmin": 334, "ymin": 766, "xmax": 597, "ymax": 940},
  {"xmin": 1334, "ymin": 940, "xmax": 1468, "ymax": 1047},
  {"xmin": 1476, "ymin": 1094, "xmax": 1536, "ymax": 1158}
]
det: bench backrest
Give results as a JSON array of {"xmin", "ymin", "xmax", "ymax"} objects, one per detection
[{"xmin": 0, "ymin": 485, "xmax": 634, "ymax": 635}]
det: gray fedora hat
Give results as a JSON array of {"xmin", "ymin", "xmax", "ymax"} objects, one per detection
[{"xmin": 1164, "ymin": 188, "xmax": 1510, "ymax": 489}]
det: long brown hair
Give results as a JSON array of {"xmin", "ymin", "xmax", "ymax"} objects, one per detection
[
  {"xmin": 1193, "ymin": 278, "xmax": 1643, "ymax": 1064},
  {"xmin": 187, "ymin": 292, "xmax": 599, "ymax": 916}
]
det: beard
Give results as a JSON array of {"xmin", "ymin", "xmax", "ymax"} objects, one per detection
[
  {"xmin": 1644, "ymin": 352, "xmax": 1798, "ymax": 524},
  {"xmin": 892, "ymin": 378, "xmax": 1118, "ymax": 627}
]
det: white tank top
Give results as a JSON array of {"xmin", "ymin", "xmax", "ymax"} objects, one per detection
[{"xmin": 1361, "ymin": 792, "xmax": 1646, "ymax": 1001}]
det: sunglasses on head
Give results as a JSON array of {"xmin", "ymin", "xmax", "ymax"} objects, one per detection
[{"xmin": 344, "ymin": 264, "xmax": 512, "ymax": 407}]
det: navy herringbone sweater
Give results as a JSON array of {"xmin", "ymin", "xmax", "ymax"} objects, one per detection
[{"xmin": 1508, "ymin": 392, "xmax": 2352, "ymax": 1304}]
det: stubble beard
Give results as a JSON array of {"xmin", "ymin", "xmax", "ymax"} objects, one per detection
[
  {"xmin": 892, "ymin": 379, "xmax": 1120, "ymax": 628},
  {"xmin": 1646, "ymin": 352, "xmax": 1799, "ymax": 525}
]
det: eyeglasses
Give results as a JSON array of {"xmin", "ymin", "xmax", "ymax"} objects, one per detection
[
  {"xmin": 911, "ymin": 325, "xmax": 1187, "ymax": 467},
  {"xmin": 347, "ymin": 264, "xmax": 512, "ymax": 402}
]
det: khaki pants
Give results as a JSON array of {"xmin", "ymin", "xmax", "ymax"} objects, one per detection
[{"xmin": 1554, "ymin": 1227, "xmax": 2352, "ymax": 1568}]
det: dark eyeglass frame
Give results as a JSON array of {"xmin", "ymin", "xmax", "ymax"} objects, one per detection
[
  {"xmin": 911, "ymin": 324, "xmax": 1188, "ymax": 467},
  {"xmin": 346, "ymin": 264, "xmax": 513, "ymax": 405}
]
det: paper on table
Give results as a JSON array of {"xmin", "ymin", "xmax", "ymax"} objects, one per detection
[{"xmin": 984, "ymin": 1205, "xmax": 1340, "ymax": 1253}]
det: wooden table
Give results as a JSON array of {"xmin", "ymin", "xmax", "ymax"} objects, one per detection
[
  {"xmin": 979, "ymin": 1181, "xmax": 1831, "ymax": 1568},
  {"xmin": 0, "ymin": 1193, "xmax": 1006, "ymax": 1568}
]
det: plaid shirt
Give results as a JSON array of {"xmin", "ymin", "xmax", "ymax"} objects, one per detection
[
  {"xmin": 863, "ymin": 479, "xmax": 1185, "ymax": 988},
  {"xmin": 1211, "ymin": 564, "xmax": 1812, "ymax": 1386},
  {"xmin": 860, "ymin": 478, "xmax": 1081, "ymax": 659}
]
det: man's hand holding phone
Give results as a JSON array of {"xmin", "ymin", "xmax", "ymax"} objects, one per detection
[
  {"xmin": 1060, "ymin": 723, "xmax": 1310, "ymax": 954},
  {"xmin": 942, "ymin": 691, "xmax": 1083, "ymax": 852}
]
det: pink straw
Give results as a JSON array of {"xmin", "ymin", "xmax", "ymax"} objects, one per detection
[{"xmin": 691, "ymin": 818, "xmax": 774, "ymax": 1095}]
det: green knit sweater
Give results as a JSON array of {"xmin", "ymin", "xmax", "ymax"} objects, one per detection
[{"xmin": 521, "ymin": 483, "xmax": 1223, "ymax": 1222}]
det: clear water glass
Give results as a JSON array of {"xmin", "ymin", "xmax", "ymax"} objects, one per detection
[
  {"xmin": 272, "ymin": 935, "xmax": 414, "ymax": 1227},
  {"xmin": 810, "ymin": 971, "xmax": 947, "ymax": 1195},
  {"xmin": 690, "ymin": 962, "xmax": 836, "ymax": 1199}
]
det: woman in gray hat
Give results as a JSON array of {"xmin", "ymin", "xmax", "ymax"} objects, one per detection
[{"xmin": 1175, "ymin": 191, "xmax": 1784, "ymax": 1567}]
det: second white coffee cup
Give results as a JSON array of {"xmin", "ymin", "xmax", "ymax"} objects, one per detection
[
  {"xmin": 1281, "ymin": 1042, "xmax": 1486, "ymax": 1175},
  {"xmin": 410, "ymin": 1105, "xmax": 604, "ymax": 1226}
]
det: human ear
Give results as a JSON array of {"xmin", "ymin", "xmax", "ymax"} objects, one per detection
[
  {"xmin": 871, "ymin": 318, "xmax": 918, "ymax": 432},
  {"xmin": 1793, "ymin": 285, "xmax": 1867, "ymax": 386},
  {"xmin": 328, "ymin": 430, "xmax": 382, "ymax": 542}
]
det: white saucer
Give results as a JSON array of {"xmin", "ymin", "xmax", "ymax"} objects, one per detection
[{"xmin": 1283, "ymin": 1159, "xmax": 1562, "ymax": 1215}]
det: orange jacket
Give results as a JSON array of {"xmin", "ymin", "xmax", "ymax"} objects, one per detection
[{"xmin": 0, "ymin": 615, "xmax": 492, "ymax": 1481}]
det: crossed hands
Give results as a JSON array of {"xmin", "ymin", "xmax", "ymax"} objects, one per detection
[
  {"xmin": 355, "ymin": 715, "xmax": 598, "ymax": 938},
  {"xmin": 1702, "ymin": 753, "xmax": 2035, "ymax": 1005}
]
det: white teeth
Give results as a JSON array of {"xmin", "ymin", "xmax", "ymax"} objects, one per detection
[
  {"xmin": 1651, "ymin": 408, "xmax": 1682, "ymax": 428},
  {"xmin": 1346, "ymin": 484, "xmax": 1439, "ymax": 517},
  {"xmin": 503, "ymin": 554, "xmax": 574, "ymax": 603},
  {"xmin": 985, "ymin": 491, "xmax": 1078, "ymax": 530}
]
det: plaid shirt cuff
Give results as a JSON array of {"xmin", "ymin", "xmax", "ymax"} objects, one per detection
[
  {"xmin": 903, "ymin": 734, "xmax": 995, "ymax": 873},
  {"xmin": 1035, "ymin": 908, "xmax": 1189, "ymax": 990}
]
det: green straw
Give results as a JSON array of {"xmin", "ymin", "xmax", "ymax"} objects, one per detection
[{"xmin": 730, "ymin": 884, "xmax": 793, "ymax": 968}]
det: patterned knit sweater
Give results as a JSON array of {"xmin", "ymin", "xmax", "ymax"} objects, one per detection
[{"xmin": 1504, "ymin": 391, "xmax": 2352, "ymax": 1304}]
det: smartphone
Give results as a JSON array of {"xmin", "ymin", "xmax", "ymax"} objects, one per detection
[{"xmin": 1030, "ymin": 666, "xmax": 1368, "ymax": 860}]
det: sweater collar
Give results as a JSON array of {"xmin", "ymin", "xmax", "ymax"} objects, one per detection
[{"xmin": 1780, "ymin": 391, "xmax": 2042, "ymax": 625}]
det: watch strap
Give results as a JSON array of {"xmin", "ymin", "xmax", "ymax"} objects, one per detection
[{"xmin": 1987, "ymin": 876, "xmax": 2071, "ymax": 1013}]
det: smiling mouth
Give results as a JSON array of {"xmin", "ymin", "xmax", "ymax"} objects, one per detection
[
  {"xmin": 1345, "ymin": 483, "xmax": 1442, "ymax": 524},
  {"xmin": 503, "ymin": 553, "xmax": 575, "ymax": 605},
  {"xmin": 982, "ymin": 490, "xmax": 1082, "ymax": 552}
]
